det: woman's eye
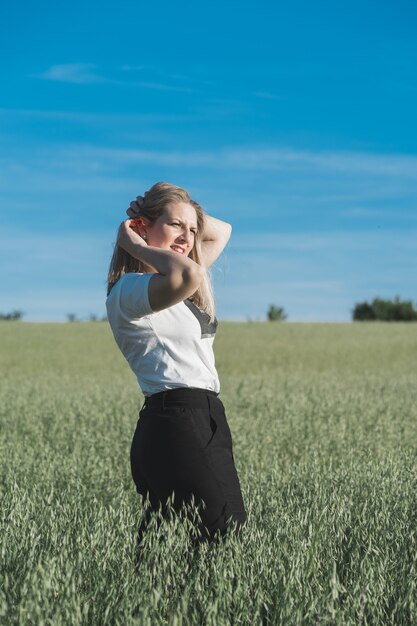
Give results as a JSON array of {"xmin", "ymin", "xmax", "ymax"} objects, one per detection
[{"xmin": 170, "ymin": 223, "xmax": 197, "ymax": 235}]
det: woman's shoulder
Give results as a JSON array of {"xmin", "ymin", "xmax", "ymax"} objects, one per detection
[
  {"xmin": 114, "ymin": 271, "xmax": 152, "ymax": 287},
  {"xmin": 107, "ymin": 272, "xmax": 153, "ymax": 301},
  {"xmin": 122, "ymin": 271, "xmax": 152, "ymax": 283},
  {"xmin": 106, "ymin": 272, "xmax": 154, "ymax": 318}
]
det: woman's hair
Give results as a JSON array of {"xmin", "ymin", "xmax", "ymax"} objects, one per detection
[{"xmin": 107, "ymin": 181, "xmax": 216, "ymax": 321}]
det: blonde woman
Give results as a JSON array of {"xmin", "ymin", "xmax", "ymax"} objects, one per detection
[{"xmin": 106, "ymin": 182, "xmax": 246, "ymax": 546}]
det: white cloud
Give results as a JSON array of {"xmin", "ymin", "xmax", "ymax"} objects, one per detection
[
  {"xmin": 38, "ymin": 144, "xmax": 417, "ymax": 180},
  {"xmin": 32, "ymin": 63, "xmax": 107, "ymax": 84},
  {"xmin": 31, "ymin": 64, "xmax": 197, "ymax": 93},
  {"xmin": 338, "ymin": 207, "xmax": 417, "ymax": 220},
  {"xmin": 228, "ymin": 229, "xmax": 417, "ymax": 253},
  {"xmin": 128, "ymin": 81, "xmax": 196, "ymax": 94},
  {"xmin": 120, "ymin": 65, "xmax": 146, "ymax": 72},
  {"xmin": 219, "ymin": 148, "xmax": 417, "ymax": 178},
  {"xmin": 253, "ymin": 91, "xmax": 281, "ymax": 100},
  {"xmin": 0, "ymin": 108, "xmax": 192, "ymax": 124}
]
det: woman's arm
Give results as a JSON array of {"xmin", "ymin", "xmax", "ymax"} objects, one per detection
[
  {"xmin": 117, "ymin": 220, "xmax": 204, "ymax": 312},
  {"xmin": 200, "ymin": 214, "xmax": 232, "ymax": 268}
]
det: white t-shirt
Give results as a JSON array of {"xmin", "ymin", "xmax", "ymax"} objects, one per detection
[{"xmin": 106, "ymin": 272, "xmax": 220, "ymax": 396}]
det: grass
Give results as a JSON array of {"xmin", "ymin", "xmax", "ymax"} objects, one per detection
[{"xmin": 0, "ymin": 321, "xmax": 416, "ymax": 625}]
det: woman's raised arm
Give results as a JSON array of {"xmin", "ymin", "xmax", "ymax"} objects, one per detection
[
  {"xmin": 117, "ymin": 220, "xmax": 204, "ymax": 312},
  {"xmin": 200, "ymin": 214, "xmax": 232, "ymax": 268}
]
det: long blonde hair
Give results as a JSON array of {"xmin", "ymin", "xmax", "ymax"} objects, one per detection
[{"xmin": 107, "ymin": 182, "xmax": 216, "ymax": 321}]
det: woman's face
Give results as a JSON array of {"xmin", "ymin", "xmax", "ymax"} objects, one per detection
[{"xmin": 146, "ymin": 202, "xmax": 198, "ymax": 256}]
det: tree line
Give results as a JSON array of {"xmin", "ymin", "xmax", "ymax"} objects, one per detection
[
  {"xmin": 0, "ymin": 311, "xmax": 106, "ymax": 322},
  {"xmin": 352, "ymin": 297, "xmax": 417, "ymax": 321},
  {"xmin": 2, "ymin": 297, "xmax": 416, "ymax": 322},
  {"xmin": 0, "ymin": 310, "xmax": 23, "ymax": 320},
  {"xmin": 267, "ymin": 297, "xmax": 417, "ymax": 322}
]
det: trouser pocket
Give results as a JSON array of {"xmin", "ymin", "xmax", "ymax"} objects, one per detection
[
  {"xmin": 190, "ymin": 407, "xmax": 218, "ymax": 449},
  {"xmin": 207, "ymin": 415, "xmax": 217, "ymax": 447}
]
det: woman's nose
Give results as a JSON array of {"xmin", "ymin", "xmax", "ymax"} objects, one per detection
[{"xmin": 178, "ymin": 229, "xmax": 192, "ymax": 244}]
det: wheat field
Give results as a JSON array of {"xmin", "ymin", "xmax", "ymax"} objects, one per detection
[{"xmin": 1, "ymin": 321, "xmax": 416, "ymax": 625}]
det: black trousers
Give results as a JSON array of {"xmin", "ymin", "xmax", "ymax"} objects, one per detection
[{"xmin": 130, "ymin": 387, "xmax": 247, "ymax": 543}]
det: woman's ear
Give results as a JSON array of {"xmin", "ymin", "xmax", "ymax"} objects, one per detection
[
  {"xmin": 130, "ymin": 218, "xmax": 147, "ymax": 238},
  {"xmin": 137, "ymin": 217, "xmax": 149, "ymax": 239}
]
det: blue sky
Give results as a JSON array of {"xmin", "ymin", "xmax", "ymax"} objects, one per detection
[{"xmin": 1, "ymin": 0, "xmax": 416, "ymax": 321}]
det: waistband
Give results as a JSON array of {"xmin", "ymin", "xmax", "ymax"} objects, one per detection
[{"xmin": 143, "ymin": 387, "xmax": 220, "ymax": 410}]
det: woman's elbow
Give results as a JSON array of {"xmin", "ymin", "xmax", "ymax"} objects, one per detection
[
  {"xmin": 184, "ymin": 264, "xmax": 205, "ymax": 287},
  {"xmin": 225, "ymin": 223, "xmax": 232, "ymax": 240}
]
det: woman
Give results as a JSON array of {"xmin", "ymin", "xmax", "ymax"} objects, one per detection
[{"xmin": 106, "ymin": 182, "xmax": 246, "ymax": 545}]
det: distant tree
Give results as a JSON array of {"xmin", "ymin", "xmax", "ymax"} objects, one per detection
[
  {"xmin": 267, "ymin": 304, "xmax": 287, "ymax": 321},
  {"xmin": 353, "ymin": 297, "xmax": 417, "ymax": 321},
  {"xmin": 89, "ymin": 314, "xmax": 98, "ymax": 322},
  {"xmin": 67, "ymin": 313, "xmax": 77, "ymax": 323},
  {"xmin": 352, "ymin": 302, "xmax": 376, "ymax": 321},
  {"xmin": 0, "ymin": 310, "xmax": 23, "ymax": 321}
]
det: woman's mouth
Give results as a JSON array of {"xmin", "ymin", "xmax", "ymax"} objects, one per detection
[{"xmin": 171, "ymin": 245, "xmax": 185, "ymax": 254}]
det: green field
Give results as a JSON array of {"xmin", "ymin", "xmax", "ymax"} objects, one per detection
[{"xmin": 1, "ymin": 321, "xmax": 416, "ymax": 625}]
